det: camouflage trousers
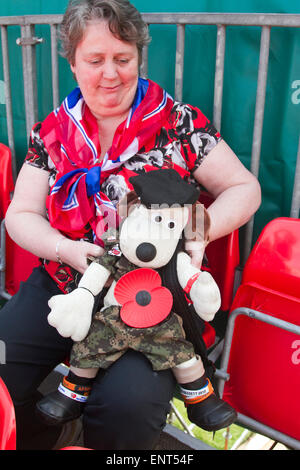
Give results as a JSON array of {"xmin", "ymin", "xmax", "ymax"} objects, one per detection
[{"xmin": 70, "ymin": 305, "xmax": 195, "ymax": 371}]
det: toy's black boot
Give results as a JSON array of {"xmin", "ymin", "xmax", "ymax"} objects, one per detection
[
  {"xmin": 36, "ymin": 374, "xmax": 92, "ymax": 426},
  {"xmin": 180, "ymin": 376, "xmax": 237, "ymax": 432}
]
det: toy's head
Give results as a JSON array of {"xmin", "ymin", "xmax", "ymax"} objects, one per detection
[{"xmin": 117, "ymin": 169, "xmax": 209, "ymax": 268}]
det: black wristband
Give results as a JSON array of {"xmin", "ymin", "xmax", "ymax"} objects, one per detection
[{"xmin": 78, "ymin": 286, "xmax": 96, "ymax": 298}]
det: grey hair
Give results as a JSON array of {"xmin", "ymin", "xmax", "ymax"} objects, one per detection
[{"xmin": 60, "ymin": 0, "xmax": 150, "ymax": 65}]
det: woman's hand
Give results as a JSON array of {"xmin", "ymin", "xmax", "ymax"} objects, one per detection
[
  {"xmin": 185, "ymin": 240, "xmax": 206, "ymax": 269},
  {"xmin": 57, "ymin": 238, "xmax": 104, "ymax": 274}
]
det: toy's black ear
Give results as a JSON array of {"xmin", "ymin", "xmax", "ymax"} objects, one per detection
[
  {"xmin": 117, "ymin": 190, "xmax": 140, "ymax": 220},
  {"xmin": 184, "ymin": 201, "xmax": 210, "ymax": 242}
]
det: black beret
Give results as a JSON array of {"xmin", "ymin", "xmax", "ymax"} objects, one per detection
[{"xmin": 129, "ymin": 169, "xmax": 199, "ymax": 207}]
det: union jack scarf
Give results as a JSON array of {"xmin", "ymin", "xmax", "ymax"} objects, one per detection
[{"xmin": 40, "ymin": 78, "xmax": 174, "ymax": 244}]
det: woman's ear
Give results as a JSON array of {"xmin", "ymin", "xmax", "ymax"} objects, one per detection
[
  {"xmin": 184, "ymin": 201, "xmax": 210, "ymax": 243},
  {"xmin": 117, "ymin": 190, "xmax": 140, "ymax": 221}
]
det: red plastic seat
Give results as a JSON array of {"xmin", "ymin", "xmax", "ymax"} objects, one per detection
[
  {"xmin": 241, "ymin": 217, "xmax": 300, "ymax": 299},
  {"xmin": 0, "ymin": 144, "xmax": 40, "ymax": 296},
  {"xmin": 199, "ymin": 191, "xmax": 240, "ymax": 311},
  {"xmin": 222, "ymin": 218, "xmax": 300, "ymax": 442},
  {"xmin": 0, "ymin": 376, "xmax": 91, "ymax": 450},
  {"xmin": 61, "ymin": 446, "xmax": 91, "ymax": 450},
  {"xmin": 0, "ymin": 143, "xmax": 14, "ymax": 220},
  {"xmin": 202, "ymin": 321, "xmax": 216, "ymax": 349},
  {"xmin": 0, "ymin": 377, "xmax": 16, "ymax": 450}
]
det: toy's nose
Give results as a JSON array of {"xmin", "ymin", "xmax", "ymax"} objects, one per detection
[{"xmin": 136, "ymin": 243, "xmax": 157, "ymax": 262}]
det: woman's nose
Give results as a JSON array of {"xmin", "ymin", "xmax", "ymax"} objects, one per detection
[{"xmin": 102, "ymin": 60, "xmax": 118, "ymax": 79}]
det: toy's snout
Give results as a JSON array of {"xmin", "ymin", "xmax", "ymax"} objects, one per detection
[
  {"xmin": 119, "ymin": 204, "xmax": 190, "ymax": 268},
  {"xmin": 136, "ymin": 242, "xmax": 157, "ymax": 262}
]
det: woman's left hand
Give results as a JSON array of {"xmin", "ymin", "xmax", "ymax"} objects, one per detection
[{"xmin": 185, "ymin": 240, "xmax": 206, "ymax": 269}]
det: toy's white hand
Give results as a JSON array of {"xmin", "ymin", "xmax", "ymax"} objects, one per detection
[
  {"xmin": 190, "ymin": 271, "xmax": 221, "ymax": 321},
  {"xmin": 48, "ymin": 288, "xmax": 94, "ymax": 342}
]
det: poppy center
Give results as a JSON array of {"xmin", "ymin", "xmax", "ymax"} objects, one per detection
[{"xmin": 135, "ymin": 290, "xmax": 151, "ymax": 306}]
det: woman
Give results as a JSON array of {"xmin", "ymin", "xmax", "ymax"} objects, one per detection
[{"xmin": 0, "ymin": 0, "xmax": 261, "ymax": 450}]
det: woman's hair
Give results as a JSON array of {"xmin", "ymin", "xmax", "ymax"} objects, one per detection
[{"xmin": 60, "ymin": 0, "xmax": 150, "ymax": 65}]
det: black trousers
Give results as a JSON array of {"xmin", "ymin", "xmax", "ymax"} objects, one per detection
[{"xmin": 0, "ymin": 267, "xmax": 176, "ymax": 450}]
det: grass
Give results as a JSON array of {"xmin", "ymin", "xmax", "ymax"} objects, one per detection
[{"xmin": 169, "ymin": 398, "xmax": 252, "ymax": 450}]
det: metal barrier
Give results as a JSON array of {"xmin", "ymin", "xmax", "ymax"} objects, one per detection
[
  {"xmin": 0, "ymin": 12, "xmax": 300, "ymax": 258},
  {"xmin": 1, "ymin": 13, "xmax": 300, "ymax": 450},
  {"xmin": 216, "ymin": 307, "xmax": 300, "ymax": 450}
]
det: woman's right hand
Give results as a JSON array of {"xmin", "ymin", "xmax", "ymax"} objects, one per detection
[
  {"xmin": 5, "ymin": 164, "xmax": 104, "ymax": 273},
  {"xmin": 57, "ymin": 238, "xmax": 104, "ymax": 274}
]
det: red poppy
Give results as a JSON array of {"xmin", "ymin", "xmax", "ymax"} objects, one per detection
[{"xmin": 114, "ymin": 268, "xmax": 173, "ymax": 328}]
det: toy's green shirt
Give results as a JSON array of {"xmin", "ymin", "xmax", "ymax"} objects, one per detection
[{"xmin": 88, "ymin": 227, "xmax": 137, "ymax": 281}]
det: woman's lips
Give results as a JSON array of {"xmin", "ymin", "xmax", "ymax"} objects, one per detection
[{"xmin": 100, "ymin": 84, "xmax": 121, "ymax": 92}]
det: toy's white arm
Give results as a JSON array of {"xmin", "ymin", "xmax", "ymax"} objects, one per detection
[
  {"xmin": 176, "ymin": 252, "xmax": 221, "ymax": 321},
  {"xmin": 48, "ymin": 261, "xmax": 110, "ymax": 341},
  {"xmin": 77, "ymin": 261, "xmax": 110, "ymax": 294}
]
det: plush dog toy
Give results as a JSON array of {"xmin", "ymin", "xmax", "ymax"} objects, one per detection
[{"xmin": 37, "ymin": 169, "xmax": 236, "ymax": 431}]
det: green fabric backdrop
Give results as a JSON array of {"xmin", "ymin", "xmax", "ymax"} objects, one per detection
[{"xmin": 0, "ymin": 1, "xmax": 299, "ymax": 245}]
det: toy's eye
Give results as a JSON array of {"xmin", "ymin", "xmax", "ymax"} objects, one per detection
[
  {"xmin": 168, "ymin": 221, "xmax": 175, "ymax": 229},
  {"xmin": 153, "ymin": 215, "xmax": 162, "ymax": 223}
]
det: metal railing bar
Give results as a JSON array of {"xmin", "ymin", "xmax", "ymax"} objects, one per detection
[
  {"xmin": 20, "ymin": 24, "xmax": 38, "ymax": 139},
  {"xmin": 1, "ymin": 13, "xmax": 300, "ymax": 27},
  {"xmin": 0, "ymin": 25, "xmax": 16, "ymax": 182},
  {"xmin": 251, "ymin": 26, "xmax": 271, "ymax": 178},
  {"xmin": 175, "ymin": 24, "xmax": 185, "ymax": 101},
  {"xmin": 236, "ymin": 412, "xmax": 300, "ymax": 450},
  {"xmin": 50, "ymin": 24, "xmax": 59, "ymax": 110},
  {"xmin": 243, "ymin": 25, "xmax": 271, "ymax": 263},
  {"xmin": 169, "ymin": 401, "xmax": 195, "ymax": 436},
  {"xmin": 140, "ymin": 42, "xmax": 148, "ymax": 79},
  {"xmin": 213, "ymin": 24, "xmax": 226, "ymax": 131},
  {"xmin": 141, "ymin": 13, "xmax": 300, "ymax": 27},
  {"xmin": 0, "ymin": 15, "xmax": 63, "ymax": 26},
  {"xmin": 290, "ymin": 136, "xmax": 300, "ymax": 218}
]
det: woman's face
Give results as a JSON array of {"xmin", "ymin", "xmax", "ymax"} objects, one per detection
[{"xmin": 71, "ymin": 21, "xmax": 139, "ymax": 120}]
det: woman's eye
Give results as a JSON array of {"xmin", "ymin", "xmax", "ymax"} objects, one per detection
[
  {"xmin": 117, "ymin": 59, "xmax": 129, "ymax": 65},
  {"xmin": 168, "ymin": 221, "xmax": 175, "ymax": 229},
  {"xmin": 153, "ymin": 215, "xmax": 162, "ymax": 223}
]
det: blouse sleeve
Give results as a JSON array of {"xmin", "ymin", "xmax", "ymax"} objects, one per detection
[
  {"xmin": 24, "ymin": 122, "xmax": 51, "ymax": 172},
  {"xmin": 170, "ymin": 102, "xmax": 222, "ymax": 173}
]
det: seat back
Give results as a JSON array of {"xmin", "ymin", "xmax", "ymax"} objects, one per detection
[
  {"xmin": 0, "ymin": 144, "xmax": 39, "ymax": 297},
  {"xmin": 199, "ymin": 191, "xmax": 240, "ymax": 311},
  {"xmin": 0, "ymin": 143, "xmax": 14, "ymax": 220},
  {"xmin": 0, "ymin": 377, "xmax": 16, "ymax": 450},
  {"xmin": 222, "ymin": 218, "xmax": 300, "ymax": 443},
  {"xmin": 241, "ymin": 217, "xmax": 300, "ymax": 299}
]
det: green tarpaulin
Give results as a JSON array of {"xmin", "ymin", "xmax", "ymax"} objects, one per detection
[{"xmin": 0, "ymin": 1, "xmax": 299, "ymax": 245}]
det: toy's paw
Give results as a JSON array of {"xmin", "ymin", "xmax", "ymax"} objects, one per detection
[
  {"xmin": 48, "ymin": 289, "xmax": 94, "ymax": 341},
  {"xmin": 190, "ymin": 271, "xmax": 221, "ymax": 321}
]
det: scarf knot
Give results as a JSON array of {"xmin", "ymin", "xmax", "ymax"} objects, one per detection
[
  {"xmin": 44, "ymin": 78, "xmax": 174, "ymax": 242},
  {"xmin": 86, "ymin": 165, "xmax": 101, "ymax": 197}
]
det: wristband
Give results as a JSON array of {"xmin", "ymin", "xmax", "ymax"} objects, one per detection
[
  {"xmin": 183, "ymin": 272, "xmax": 202, "ymax": 305},
  {"xmin": 183, "ymin": 272, "xmax": 202, "ymax": 296},
  {"xmin": 78, "ymin": 286, "xmax": 96, "ymax": 298},
  {"xmin": 55, "ymin": 237, "xmax": 66, "ymax": 264}
]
